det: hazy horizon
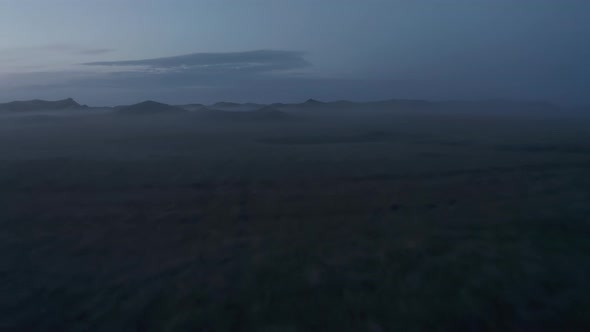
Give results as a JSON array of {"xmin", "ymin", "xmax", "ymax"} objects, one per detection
[
  {"xmin": 1, "ymin": 0, "xmax": 589, "ymax": 106},
  {"xmin": 0, "ymin": 95, "xmax": 576, "ymax": 109}
]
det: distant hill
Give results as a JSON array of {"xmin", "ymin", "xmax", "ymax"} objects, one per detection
[
  {"xmin": 302, "ymin": 99, "xmax": 326, "ymax": 106},
  {"xmin": 264, "ymin": 99, "xmax": 328, "ymax": 112},
  {"xmin": 251, "ymin": 106, "xmax": 289, "ymax": 119},
  {"xmin": 367, "ymin": 99, "xmax": 560, "ymax": 113},
  {"xmin": 244, "ymin": 103, "xmax": 266, "ymax": 109},
  {"xmin": 438, "ymin": 100, "xmax": 560, "ymax": 114},
  {"xmin": 194, "ymin": 106, "xmax": 289, "ymax": 121},
  {"xmin": 0, "ymin": 97, "xmax": 563, "ymax": 117},
  {"xmin": 176, "ymin": 103, "xmax": 206, "ymax": 112},
  {"xmin": 268, "ymin": 98, "xmax": 562, "ymax": 117},
  {"xmin": 0, "ymin": 98, "xmax": 87, "ymax": 112},
  {"xmin": 211, "ymin": 102, "xmax": 242, "ymax": 108},
  {"xmin": 114, "ymin": 101, "xmax": 187, "ymax": 115},
  {"xmin": 209, "ymin": 102, "xmax": 267, "ymax": 112}
]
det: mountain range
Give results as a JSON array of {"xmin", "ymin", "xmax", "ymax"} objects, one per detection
[{"xmin": 0, "ymin": 97, "xmax": 573, "ymax": 118}]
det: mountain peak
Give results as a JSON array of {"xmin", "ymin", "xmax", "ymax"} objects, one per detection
[
  {"xmin": 304, "ymin": 99, "xmax": 324, "ymax": 105},
  {"xmin": 115, "ymin": 100, "xmax": 186, "ymax": 115},
  {"xmin": 136, "ymin": 100, "xmax": 166, "ymax": 106},
  {"xmin": 212, "ymin": 102, "xmax": 241, "ymax": 108}
]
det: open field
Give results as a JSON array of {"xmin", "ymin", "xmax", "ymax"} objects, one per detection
[{"xmin": 1, "ymin": 105, "xmax": 590, "ymax": 331}]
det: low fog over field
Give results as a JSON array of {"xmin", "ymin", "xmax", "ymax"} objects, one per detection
[{"xmin": 2, "ymin": 98, "xmax": 590, "ymax": 331}]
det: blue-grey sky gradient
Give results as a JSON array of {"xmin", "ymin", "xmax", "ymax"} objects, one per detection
[{"xmin": 1, "ymin": 0, "xmax": 589, "ymax": 105}]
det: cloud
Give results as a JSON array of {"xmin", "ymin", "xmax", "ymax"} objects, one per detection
[
  {"xmin": 1, "ymin": 50, "xmax": 312, "ymax": 93},
  {"xmin": 84, "ymin": 50, "xmax": 310, "ymax": 73},
  {"xmin": 59, "ymin": 50, "xmax": 315, "ymax": 98}
]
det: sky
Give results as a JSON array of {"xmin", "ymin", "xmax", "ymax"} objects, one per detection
[{"xmin": 0, "ymin": 0, "xmax": 589, "ymax": 106}]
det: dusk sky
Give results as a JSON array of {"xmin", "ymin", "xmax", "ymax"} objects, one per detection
[{"xmin": 1, "ymin": 0, "xmax": 589, "ymax": 105}]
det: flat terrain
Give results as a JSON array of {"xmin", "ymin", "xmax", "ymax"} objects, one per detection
[{"xmin": 1, "ymin": 105, "xmax": 590, "ymax": 331}]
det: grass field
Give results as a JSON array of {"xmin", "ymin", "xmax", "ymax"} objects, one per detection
[{"xmin": 1, "ymin": 107, "xmax": 590, "ymax": 331}]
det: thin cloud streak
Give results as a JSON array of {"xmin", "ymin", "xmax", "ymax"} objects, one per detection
[{"xmin": 84, "ymin": 50, "xmax": 311, "ymax": 72}]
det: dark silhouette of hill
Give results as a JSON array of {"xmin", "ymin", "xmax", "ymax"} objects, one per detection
[
  {"xmin": 277, "ymin": 99, "xmax": 327, "ymax": 110},
  {"xmin": 194, "ymin": 105, "xmax": 289, "ymax": 121},
  {"xmin": 209, "ymin": 102, "xmax": 267, "ymax": 112},
  {"xmin": 253, "ymin": 105, "xmax": 287, "ymax": 117},
  {"xmin": 244, "ymin": 103, "xmax": 266, "ymax": 109},
  {"xmin": 114, "ymin": 101, "xmax": 187, "ymax": 115},
  {"xmin": 371, "ymin": 99, "xmax": 560, "ymax": 114},
  {"xmin": 265, "ymin": 99, "xmax": 328, "ymax": 112},
  {"xmin": 428, "ymin": 99, "xmax": 560, "ymax": 114},
  {"xmin": 211, "ymin": 102, "xmax": 242, "ymax": 108},
  {"xmin": 302, "ymin": 98, "xmax": 326, "ymax": 106},
  {"xmin": 176, "ymin": 103, "xmax": 206, "ymax": 112},
  {"xmin": 0, "ymin": 98, "xmax": 87, "ymax": 112},
  {"xmin": 266, "ymin": 98, "xmax": 561, "ymax": 117},
  {"xmin": 269, "ymin": 102, "xmax": 287, "ymax": 108},
  {"xmin": 0, "ymin": 97, "xmax": 564, "ymax": 117}
]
